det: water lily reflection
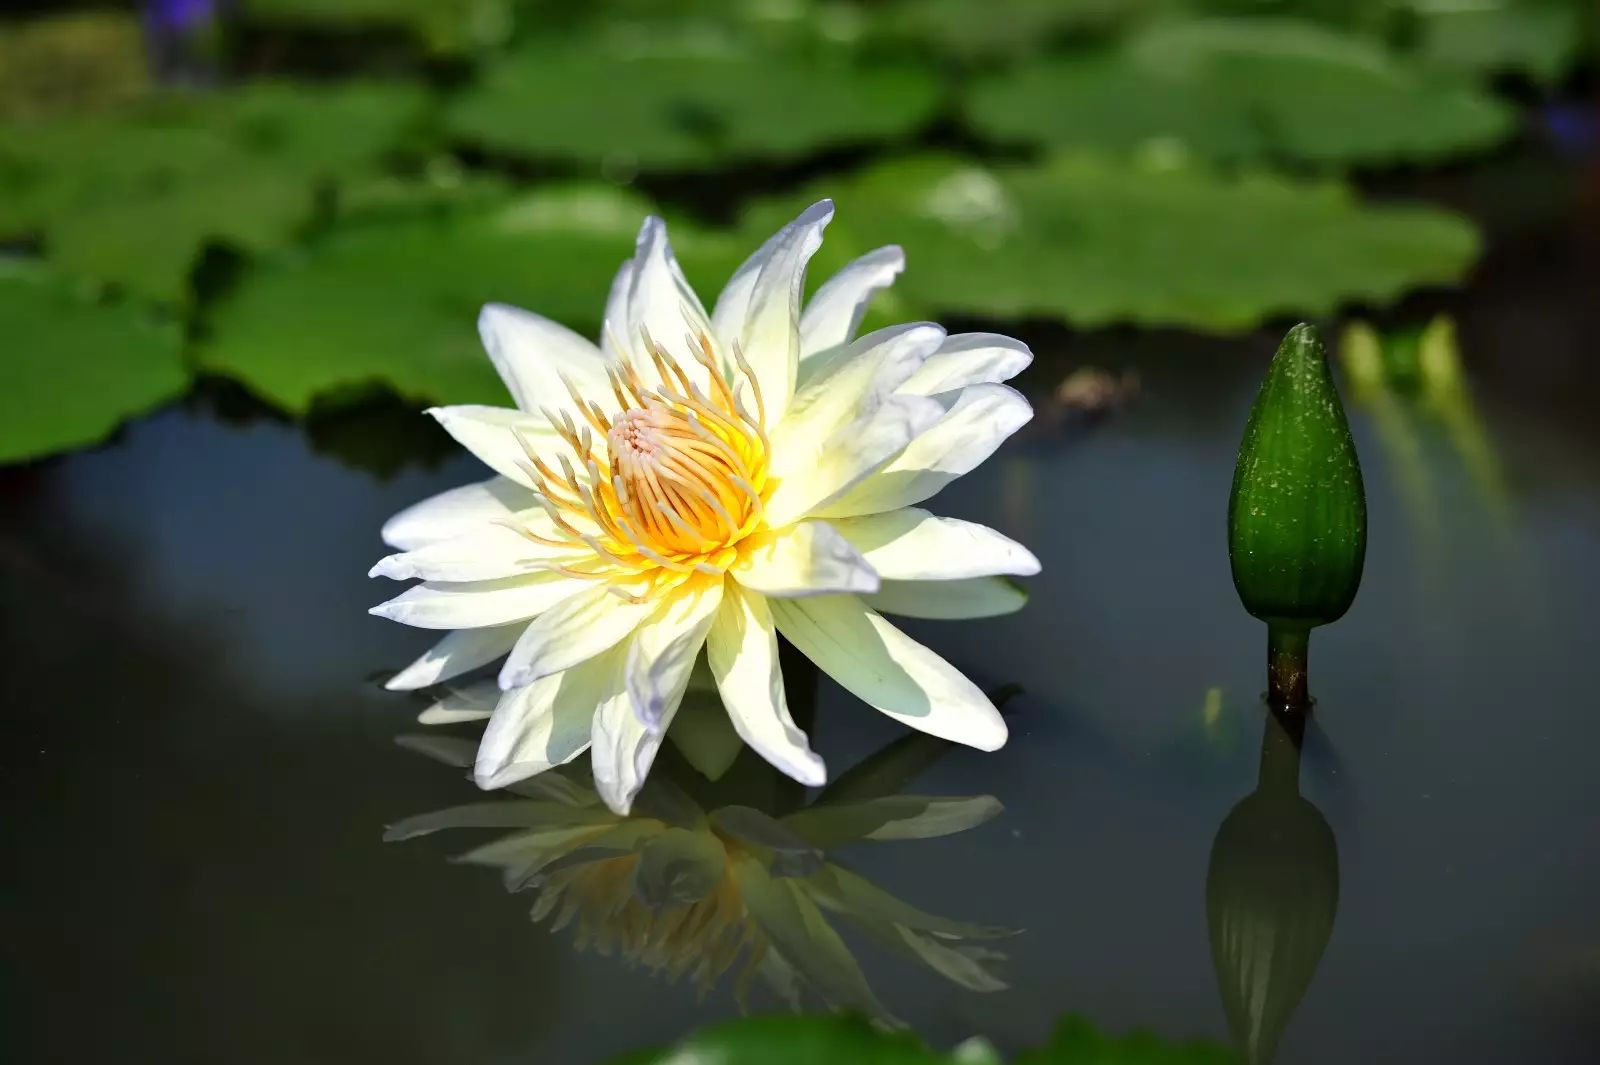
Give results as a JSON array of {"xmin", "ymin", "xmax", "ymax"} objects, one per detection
[
  {"xmin": 387, "ymin": 719, "xmax": 1015, "ymax": 1020},
  {"xmin": 1206, "ymin": 710, "xmax": 1339, "ymax": 1065}
]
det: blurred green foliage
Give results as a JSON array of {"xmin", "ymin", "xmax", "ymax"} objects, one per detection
[
  {"xmin": 0, "ymin": 0, "xmax": 1591, "ymax": 461},
  {"xmin": 0, "ymin": 81, "xmax": 427, "ymax": 302}
]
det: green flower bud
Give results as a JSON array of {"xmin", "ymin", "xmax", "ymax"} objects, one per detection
[{"xmin": 1229, "ymin": 324, "xmax": 1366, "ymax": 707}]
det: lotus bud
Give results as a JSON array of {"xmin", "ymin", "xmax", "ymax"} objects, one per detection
[{"xmin": 1228, "ymin": 324, "xmax": 1366, "ymax": 708}]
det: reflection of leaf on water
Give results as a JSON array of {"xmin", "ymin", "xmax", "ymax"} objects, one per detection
[
  {"xmin": 446, "ymin": 35, "xmax": 940, "ymax": 170},
  {"xmin": 965, "ymin": 18, "xmax": 1513, "ymax": 168},
  {"xmin": 740, "ymin": 153, "xmax": 1479, "ymax": 333},
  {"xmin": 0, "ymin": 265, "xmax": 188, "ymax": 464},
  {"xmin": 388, "ymin": 725, "xmax": 1012, "ymax": 1019},
  {"xmin": 1338, "ymin": 316, "xmax": 1514, "ymax": 551},
  {"xmin": 611, "ymin": 1011, "xmax": 1237, "ymax": 1064},
  {"xmin": 200, "ymin": 185, "xmax": 744, "ymax": 414},
  {"xmin": 0, "ymin": 81, "xmax": 428, "ymax": 303}
]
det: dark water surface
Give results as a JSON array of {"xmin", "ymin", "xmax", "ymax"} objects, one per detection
[{"xmin": 5, "ymin": 157, "xmax": 1599, "ymax": 1065}]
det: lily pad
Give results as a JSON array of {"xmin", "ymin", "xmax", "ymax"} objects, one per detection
[
  {"xmin": 738, "ymin": 152, "xmax": 1480, "ymax": 333},
  {"xmin": 447, "ymin": 35, "xmax": 941, "ymax": 170},
  {"xmin": 965, "ymin": 18, "xmax": 1514, "ymax": 168},
  {"xmin": 0, "ymin": 81, "xmax": 429, "ymax": 303},
  {"xmin": 1412, "ymin": 0, "xmax": 1586, "ymax": 85},
  {"xmin": 0, "ymin": 266, "xmax": 188, "ymax": 464},
  {"xmin": 199, "ymin": 184, "xmax": 744, "ymax": 414}
]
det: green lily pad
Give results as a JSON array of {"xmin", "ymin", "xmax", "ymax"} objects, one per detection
[
  {"xmin": 199, "ymin": 184, "xmax": 744, "ymax": 414},
  {"xmin": 0, "ymin": 266, "xmax": 188, "ymax": 464},
  {"xmin": 447, "ymin": 35, "xmax": 941, "ymax": 170},
  {"xmin": 738, "ymin": 152, "xmax": 1480, "ymax": 333},
  {"xmin": 0, "ymin": 81, "xmax": 429, "ymax": 303},
  {"xmin": 965, "ymin": 17, "xmax": 1514, "ymax": 168}
]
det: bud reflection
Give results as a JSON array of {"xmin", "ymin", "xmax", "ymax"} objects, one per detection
[{"xmin": 1206, "ymin": 710, "xmax": 1339, "ymax": 1065}]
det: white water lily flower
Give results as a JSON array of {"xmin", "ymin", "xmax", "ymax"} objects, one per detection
[{"xmin": 370, "ymin": 200, "xmax": 1037, "ymax": 814}]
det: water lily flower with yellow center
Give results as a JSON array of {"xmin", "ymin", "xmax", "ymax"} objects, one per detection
[{"xmin": 371, "ymin": 201, "xmax": 1038, "ymax": 813}]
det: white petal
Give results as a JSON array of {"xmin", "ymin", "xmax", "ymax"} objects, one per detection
[
  {"xmin": 370, "ymin": 514, "xmax": 574, "ymax": 583},
  {"xmin": 798, "ymin": 245, "xmax": 904, "ymax": 361},
  {"xmin": 473, "ymin": 651, "xmax": 619, "ymax": 789},
  {"xmin": 497, "ymin": 583, "xmax": 658, "ymax": 689},
  {"xmin": 478, "ymin": 302, "xmax": 615, "ymax": 414},
  {"xmin": 418, "ymin": 680, "xmax": 499, "ymax": 724},
  {"xmin": 600, "ymin": 258, "xmax": 633, "ymax": 359},
  {"xmin": 763, "ymin": 393, "xmax": 945, "ymax": 528},
  {"xmin": 830, "ymin": 508, "xmax": 1040, "ymax": 580},
  {"xmin": 381, "ymin": 476, "xmax": 528, "ymax": 551},
  {"xmin": 384, "ymin": 624, "xmax": 522, "ymax": 691},
  {"xmin": 370, "ymin": 572, "xmax": 586, "ymax": 630},
  {"xmin": 815, "ymin": 383, "xmax": 1032, "ymax": 518},
  {"xmin": 591, "ymin": 582, "xmax": 724, "ymax": 814},
  {"xmin": 769, "ymin": 595, "xmax": 1006, "ymax": 751},
  {"xmin": 625, "ymin": 578, "xmax": 725, "ymax": 731},
  {"xmin": 898, "ymin": 333, "xmax": 1032, "ymax": 396},
  {"xmin": 712, "ymin": 200, "xmax": 833, "ymax": 418},
  {"xmin": 706, "ymin": 583, "xmax": 826, "ymax": 786},
  {"xmin": 616, "ymin": 216, "xmax": 718, "ymax": 386},
  {"xmin": 770, "ymin": 324, "xmax": 943, "ymax": 481},
  {"xmin": 731, "ymin": 521, "xmax": 879, "ymax": 599},
  {"xmin": 865, "ymin": 577, "xmax": 1028, "ymax": 619},
  {"xmin": 427, "ymin": 405, "xmax": 562, "ymax": 489}
]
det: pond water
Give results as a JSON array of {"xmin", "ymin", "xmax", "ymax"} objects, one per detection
[{"xmin": 4, "ymin": 155, "xmax": 1598, "ymax": 1065}]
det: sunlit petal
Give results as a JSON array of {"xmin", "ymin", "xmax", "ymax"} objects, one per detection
[
  {"xmin": 384, "ymin": 624, "xmax": 523, "ymax": 691},
  {"xmin": 474, "ymin": 650, "xmax": 620, "ymax": 789},
  {"xmin": 799, "ymin": 244, "xmax": 904, "ymax": 362},
  {"xmin": 426, "ymin": 405, "xmax": 565, "ymax": 489},
  {"xmin": 380, "ymin": 476, "xmax": 527, "ymax": 551},
  {"xmin": 732, "ymin": 521, "xmax": 879, "ymax": 599},
  {"xmin": 831, "ymin": 508, "xmax": 1039, "ymax": 580},
  {"xmin": 370, "ymin": 572, "xmax": 588, "ymax": 630},
  {"xmin": 706, "ymin": 583, "xmax": 826, "ymax": 786},
  {"xmin": 498, "ymin": 583, "xmax": 660, "ymax": 689},
  {"xmin": 711, "ymin": 200, "xmax": 833, "ymax": 417},
  {"xmin": 478, "ymin": 302, "xmax": 615, "ymax": 413},
  {"xmin": 865, "ymin": 576, "xmax": 1027, "ymax": 619},
  {"xmin": 815, "ymin": 383, "xmax": 1032, "ymax": 517},
  {"xmin": 898, "ymin": 332, "xmax": 1033, "ymax": 396},
  {"xmin": 770, "ymin": 595, "xmax": 1006, "ymax": 750}
]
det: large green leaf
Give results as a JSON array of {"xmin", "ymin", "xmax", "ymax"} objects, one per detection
[
  {"xmin": 447, "ymin": 36, "xmax": 941, "ymax": 170},
  {"xmin": 965, "ymin": 18, "xmax": 1514, "ymax": 168},
  {"xmin": 739, "ymin": 153, "xmax": 1480, "ymax": 333},
  {"xmin": 0, "ymin": 81, "xmax": 428, "ymax": 303},
  {"xmin": 199, "ymin": 185, "xmax": 744, "ymax": 414},
  {"xmin": 0, "ymin": 266, "xmax": 188, "ymax": 464}
]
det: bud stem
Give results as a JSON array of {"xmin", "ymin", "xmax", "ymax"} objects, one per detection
[{"xmin": 1266, "ymin": 624, "xmax": 1311, "ymax": 710}]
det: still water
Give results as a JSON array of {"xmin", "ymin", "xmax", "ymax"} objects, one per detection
[{"xmin": 4, "ymin": 182, "xmax": 1598, "ymax": 1065}]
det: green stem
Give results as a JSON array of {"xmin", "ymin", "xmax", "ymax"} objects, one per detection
[{"xmin": 1266, "ymin": 624, "xmax": 1312, "ymax": 710}]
